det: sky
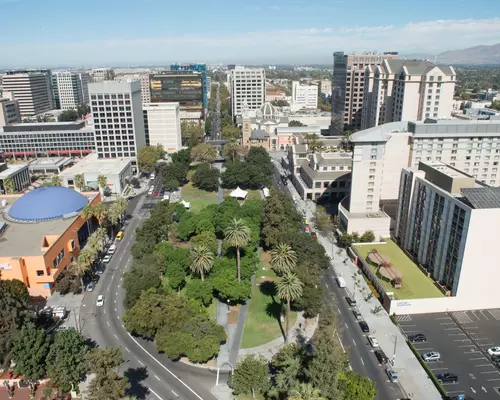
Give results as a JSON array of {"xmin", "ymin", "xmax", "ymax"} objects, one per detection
[{"xmin": 2, "ymin": 0, "xmax": 500, "ymax": 68}]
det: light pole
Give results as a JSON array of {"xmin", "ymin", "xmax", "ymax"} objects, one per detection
[{"xmin": 391, "ymin": 334, "xmax": 398, "ymax": 365}]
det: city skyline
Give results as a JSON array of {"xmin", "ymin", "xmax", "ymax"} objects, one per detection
[{"xmin": 1, "ymin": 0, "xmax": 500, "ymax": 67}]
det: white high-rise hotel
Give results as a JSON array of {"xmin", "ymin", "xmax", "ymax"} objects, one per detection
[
  {"xmin": 88, "ymin": 80, "xmax": 145, "ymax": 161},
  {"xmin": 229, "ymin": 67, "xmax": 266, "ymax": 116},
  {"xmin": 291, "ymin": 81, "xmax": 318, "ymax": 111}
]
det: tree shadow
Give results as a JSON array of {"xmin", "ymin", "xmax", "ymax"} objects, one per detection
[
  {"xmin": 265, "ymin": 301, "xmax": 285, "ymax": 339},
  {"xmin": 123, "ymin": 366, "xmax": 149, "ymax": 400},
  {"xmin": 259, "ymin": 281, "xmax": 277, "ymax": 297}
]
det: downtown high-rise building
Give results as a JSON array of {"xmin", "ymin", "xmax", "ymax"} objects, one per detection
[
  {"xmin": 91, "ymin": 68, "xmax": 115, "ymax": 82},
  {"xmin": 2, "ymin": 70, "xmax": 54, "ymax": 118},
  {"xmin": 88, "ymin": 80, "xmax": 145, "ymax": 161},
  {"xmin": 115, "ymin": 74, "xmax": 151, "ymax": 103},
  {"xmin": 143, "ymin": 103, "xmax": 181, "ymax": 153},
  {"xmin": 52, "ymin": 71, "xmax": 90, "ymax": 110},
  {"xmin": 330, "ymin": 52, "xmax": 398, "ymax": 135},
  {"xmin": 361, "ymin": 59, "xmax": 456, "ymax": 129},
  {"xmin": 228, "ymin": 67, "xmax": 266, "ymax": 117},
  {"xmin": 171, "ymin": 64, "xmax": 207, "ymax": 112}
]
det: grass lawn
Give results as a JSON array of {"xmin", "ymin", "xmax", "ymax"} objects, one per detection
[
  {"xmin": 354, "ymin": 239, "xmax": 444, "ymax": 300},
  {"xmin": 181, "ymin": 171, "xmax": 218, "ymax": 201},
  {"xmin": 223, "ymin": 189, "xmax": 262, "ymax": 200},
  {"xmin": 240, "ymin": 252, "xmax": 297, "ymax": 349},
  {"xmin": 182, "ymin": 198, "xmax": 218, "ymax": 213}
]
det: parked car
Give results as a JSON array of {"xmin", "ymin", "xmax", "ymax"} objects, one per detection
[
  {"xmin": 96, "ymin": 295, "xmax": 104, "ymax": 307},
  {"xmin": 374, "ymin": 350, "xmax": 389, "ymax": 364},
  {"xmin": 304, "ymin": 226, "xmax": 311, "ymax": 234},
  {"xmin": 86, "ymin": 282, "xmax": 96, "ymax": 292},
  {"xmin": 352, "ymin": 308, "xmax": 362, "ymax": 320},
  {"xmin": 368, "ymin": 335, "xmax": 379, "ymax": 347},
  {"xmin": 408, "ymin": 333, "xmax": 427, "ymax": 343},
  {"xmin": 386, "ymin": 369, "xmax": 399, "ymax": 383},
  {"xmin": 487, "ymin": 347, "xmax": 500, "ymax": 356},
  {"xmin": 359, "ymin": 321, "xmax": 370, "ymax": 333},
  {"xmin": 102, "ymin": 255, "xmax": 112, "ymax": 263},
  {"xmin": 490, "ymin": 354, "xmax": 500, "ymax": 362},
  {"xmin": 311, "ymin": 231, "xmax": 317, "ymax": 239},
  {"xmin": 346, "ymin": 296, "xmax": 357, "ymax": 306},
  {"xmin": 422, "ymin": 352, "xmax": 440, "ymax": 362},
  {"xmin": 437, "ymin": 372, "xmax": 458, "ymax": 384}
]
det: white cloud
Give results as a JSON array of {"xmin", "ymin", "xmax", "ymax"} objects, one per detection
[{"xmin": 1, "ymin": 18, "xmax": 500, "ymax": 66}]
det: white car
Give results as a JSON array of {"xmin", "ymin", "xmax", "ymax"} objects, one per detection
[
  {"xmin": 368, "ymin": 335, "xmax": 379, "ymax": 348},
  {"xmin": 488, "ymin": 347, "xmax": 500, "ymax": 356},
  {"xmin": 96, "ymin": 295, "xmax": 104, "ymax": 307},
  {"xmin": 386, "ymin": 369, "xmax": 399, "ymax": 383},
  {"xmin": 102, "ymin": 255, "xmax": 112, "ymax": 263},
  {"xmin": 422, "ymin": 351, "xmax": 440, "ymax": 362}
]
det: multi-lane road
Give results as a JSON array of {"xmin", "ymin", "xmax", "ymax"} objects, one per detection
[
  {"xmin": 270, "ymin": 157, "xmax": 407, "ymax": 400},
  {"xmin": 81, "ymin": 183, "xmax": 219, "ymax": 400}
]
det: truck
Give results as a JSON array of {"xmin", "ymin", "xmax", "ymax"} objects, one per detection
[{"xmin": 336, "ymin": 276, "xmax": 346, "ymax": 288}]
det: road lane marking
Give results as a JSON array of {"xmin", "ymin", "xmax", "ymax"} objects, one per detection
[
  {"xmin": 481, "ymin": 371, "xmax": 500, "ymax": 374},
  {"xmin": 149, "ymin": 388, "xmax": 164, "ymax": 400},
  {"xmin": 114, "ymin": 334, "xmax": 118, "ymax": 339},
  {"xmin": 138, "ymin": 360, "xmax": 144, "ymax": 366},
  {"xmin": 360, "ymin": 358, "xmax": 364, "ymax": 366},
  {"xmin": 125, "ymin": 347, "xmax": 130, "ymax": 352},
  {"xmin": 106, "ymin": 321, "xmax": 110, "ymax": 327},
  {"xmin": 488, "ymin": 378, "xmax": 500, "ymax": 381},
  {"xmin": 475, "ymin": 364, "xmax": 492, "ymax": 367},
  {"xmin": 352, "ymin": 339, "xmax": 357, "ymax": 346},
  {"xmin": 344, "ymin": 322, "xmax": 348, "ymax": 329},
  {"xmin": 171, "ymin": 390, "xmax": 179, "ymax": 397},
  {"xmin": 338, "ymin": 308, "xmax": 342, "ymax": 315},
  {"xmin": 335, "ymin": 331, "xmax": 346, "ymax": 353},
  {"xmin": 155, "ymin": 375, "xmax": 161, "ymax": 381},
  {"xmin": 126, "ymin": 332, "xmax": 204, "ymax": 400}
]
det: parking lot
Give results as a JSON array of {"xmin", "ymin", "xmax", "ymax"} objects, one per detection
[{"xmin": 397, "ymin": 310, "xmax": 500, "ymax": 399}]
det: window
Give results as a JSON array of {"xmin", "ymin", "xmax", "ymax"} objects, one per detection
[{"xmin": 37, "ymin": 270, "xmax": 44, "ymax": 276}]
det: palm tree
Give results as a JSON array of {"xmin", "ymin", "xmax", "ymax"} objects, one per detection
[
  {"xmin": 276, "ymin": 273, "xmax": 303, "ymax": 344},
  {"xmin": 80, "ymin": 203, "xmax": 94, "ymax": 235},
  {"xmin": 304, "ymin": 133, "xmax": 324, "ymax": 154},
  {"xmin": 3, "ymin": 177, "xmax": 15, "ymax": 194},
  {"xmin": 74, "ymin": 174, "xmax": 85, "ymax": 192},
  {"xmin": 270, "ymin": 243, "xmax": 297, "ymax": 276},
  {"xmin": 51, "ymin": 175, "xmax": 62, "ymax": 186},
  {"xmin": 189, "ymin": 245, "xmax": 214, "ymax": 281},
  {"xmin": 224, "ymin": 218, "xmax": 251, "ymax": 282},
  {"xmin": 70, "ymin": 249, "xmax": 93, "ymax": 291},
  {"xmin": 114, "ymin": 197, "xmax": 128, "ymax": 222},
  {"xmin": 222, "ymin": 140, "xmax": 243, "ymax": 162},
  {"xmin": 97, "ymin": 174, "xmax": 107, "ymax": 196},
  {"xmin": 289, "ymin": 383, "xmax": 325, "ymax": 400},
  {"xmin": 93, "ymin": 203, "xmax": 108, "ymax": 224}
]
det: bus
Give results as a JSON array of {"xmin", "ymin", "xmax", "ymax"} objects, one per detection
[{"xmin": 116, "ymin": 231, "xmax": 124, "ymax": 241}]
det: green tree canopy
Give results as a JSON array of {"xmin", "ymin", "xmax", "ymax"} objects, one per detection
[
  {"xmin": 221, "ymin": 125, "xmax": 241, "ymax": 141},
  {"xmin": 230, "ymin": 356, "xmax": 270, "ymax": 398},
  {"xmin": 338, "ymin": 371, "xmax": 377, "ymax": 400},
  {"xmin": 185, "ymin": 279, "xmax": 213, "ymax": 307},
  {"xmin": 12, "ymin": 324, "xmax": 50, "ymax": 381},
  {"xmin": 193, "ymin": 163, "xmax": 220, "ymax": 192},
  {"xmin": 137, "ymin": 145, "xmax": 163, "ymax": 174},
  {"xmin": 191, "ymin": 143, "xmax": 218, "ymax": 163},
  {"xmin": 86, "ymin": 347, "xmax": 129, "ymax": 400},
  {"xmin": 181, "ymin": 121, "xmax": 204, "ymax": 147}
]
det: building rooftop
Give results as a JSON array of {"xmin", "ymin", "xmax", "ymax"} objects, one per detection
[
  {"xmin": 0, "ymin": 163, "xmax": 28, "ymax": 179},
  {"xmin": 350, "ymin": 121, "xmax": 409, "ymax": 143},
  {"xmin": 461, "ymin": 187, "xmax": 500, "ymax": 209},
  {"xmin": 249, "ymin": 129, "xmax": 269, "ymax": 140},
  {"xmin": 28, "ymin": 157, "xmax": 73, "ymax": 169},
  {"xmin": 301, "ymin": 160, "xmax": 351, "ymax": 181},
  {"xmin": 2, "ymin": 121, "xmax": 87, "ymax": 133},
  {"xmin": 60, "ymin": 153, "xmax": 131, "ymax": 177}
]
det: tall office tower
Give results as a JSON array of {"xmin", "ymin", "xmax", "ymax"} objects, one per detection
[
  {"xmin": 171, "ymin": 64, "xmax": 207, "ymax": 112},
  {"xmin": 361, "ymin": 59, "xmax": 456, "ymax": 129},
  {"xmin": 228, "ymin": 67, "xmax": 266, "ymax": 117},
  {"xmin": 291, "ymin": 81, "xmax": 318, "ymax": 111},
  {"xmin": 143, "ymin": 103, "xmax": 181, "ymax": 153},
  {"xmin": 115, "ymin": 74, "xmax": 150, "ymax": 103},
  {"xmin": 331, "ymin": 52, "xmax": 398, "ymax": 135},
  {"xmin": 88, "ymin": 80, "xmax": 145, "ymax": 161},
  {"xmin": 0, "ymin": 95, "xmax": 21, "ymax": 126},
  {"xmin": 150, "ymin": 71, "xmax": 204, "ymax": 119},
  {"xmin": 51, "ymin": 75, "xmax": 60, "ymax": 108},
  {"xmin": 91, "ymin": 68, "xmax": 115, "ymax": 82},
  {"xmin": 53, "ymin": 71, "xmax": 90, "ymax": 110},
  {"xmin": 2, "ymin": 70, "xmax": 54, "ymax": 118}
]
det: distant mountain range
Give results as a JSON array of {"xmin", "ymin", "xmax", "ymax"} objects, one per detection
[{"xmin": 435, "ymin": 43, "xmax": 500, "ymax": 65}]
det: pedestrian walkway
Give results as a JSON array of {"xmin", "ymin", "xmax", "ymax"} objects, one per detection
[
  {"xmin": 211, "ymin": 384, "xmax": 234, "ymax": 400},
  {"xmin": 314, "ymin": 229, "xmax": 441, "ymax": 400},
  {"xmin": 238, "ymin": 313, "xmax": 318, "ymax": 361}
]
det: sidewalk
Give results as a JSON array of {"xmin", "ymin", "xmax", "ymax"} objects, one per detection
[{"xmin": 315, "ymin": 229, "xmax": 442, "ymax": 400}]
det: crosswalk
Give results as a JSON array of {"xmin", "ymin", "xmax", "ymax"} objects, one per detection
[
  {"xmin": 452, "ymin": 311, "xmax": 473, "ymax": 324},
  {"xmin": 488, "ymin": 309, "xmax": 500, "ymax": 321},
  {"xmin": 396, "ymin": 314, "xmax": 412, "ymax": 322}
]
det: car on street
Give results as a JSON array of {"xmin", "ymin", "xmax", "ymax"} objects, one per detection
[
  {"xmin": 374, "ymin": 350, "xmax": 389, "ymax": 364},
  {"xmin": 368, "ymin": 335, "xmax": 379, "ymax": 347},
  {"xmin": 437, "ymin": 372, "xmax": 458, "ymax": 384},
  {"xmin": 490, "ymin": 354, "xmax": 500, "ymax": 362},
  {"xmin": 346, "ymin": 296, "xmax": 357, "ymax": 306},
  {"xmin": 311, "ymin": 231, "xmax": 317, "ymax": 239},
  {"xmin": 116, "ymin": 231, "xmax": 124, "ymax": 241},
  {"xmin": 359, "ymin": 321, "xmax": 370, "ymax": 333},
  {"xmin": 487, "ymin": 347, "xmax": 500, "ymax": 356},
  {"xmin": 96, "ymin": 295, "xmax": 104, "ymax": 307},
  {"xmin": 408, "ymin": 333, "xmax": 427, "ymax": 343},
  {"xmin": 352, "ymin": 308, "xmax": 362, "ymax": 320},
  {"xmin": 386, "ymin": 369, "xmax": 399, "ymax": 383},
  {"xmin": 86, "ymin": 282, "xmax": 96, "ymax": 292},
  {"xmin": 304, "ymin": 226, "xmax": 311, "ymax": 234},
  {"xmin": 422, "ymin": 351, "xmax": 440, "ymax": 362},
  {"xmin": 102, "ymin": 255, "xmax": 112, "ymax": 263}
]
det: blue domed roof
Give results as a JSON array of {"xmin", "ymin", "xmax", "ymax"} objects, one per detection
[{"xmin": 9, "ymin": 187, "xmax": 89, "ymax": 222}]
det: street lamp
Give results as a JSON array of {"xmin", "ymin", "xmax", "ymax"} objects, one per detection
[{"xmin": 390, "ymin": 334, "xmax": 398, "ymax": 366}]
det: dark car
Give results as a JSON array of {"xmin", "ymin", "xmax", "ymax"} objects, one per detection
[
  {"xmin": 374, "ymin": 349, "xmax": 389, "ymax": 364},
  {"xmin": 359, "ymin": 321, "xmax": 370, "ymax": 333},
  {"xmin": 490, "ymin": 354, "xmax": 500, "ymax": 362},
  {"xmin": 346, "ymin": 296, "xmax": 357, "ymax": 306},
  {"xmin": 311, "ymin": 232, "xmax": 317, "ymax": 239},
  {"xmin": 437, "ymin": 372, "xmax": 458, "ymax": 384},
  {"xmin": 408, "ymin": 333, "xmax": 427, "ymax": 343}
]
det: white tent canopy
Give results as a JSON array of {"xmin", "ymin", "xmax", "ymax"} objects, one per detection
[
  {"xmin": 230, "ymin": 186, "xmax": 248, "ymax": 199},
  {"xmin": 180, "ymin": 200, "xmax": 191, "ymax": 209}
]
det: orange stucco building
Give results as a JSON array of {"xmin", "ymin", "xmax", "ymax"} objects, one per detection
[{"xmin": 0, "ymin": 187, "xmax": 101, "ymax": 297}]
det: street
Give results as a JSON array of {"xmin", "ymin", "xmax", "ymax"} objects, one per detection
[
  {"xmin": 81, "ymin": 186, "xmax": 220, "ymax": 400},
  {"xmin": 269, "ymin": 157, "xmax": 407, "ymax": 400}
]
